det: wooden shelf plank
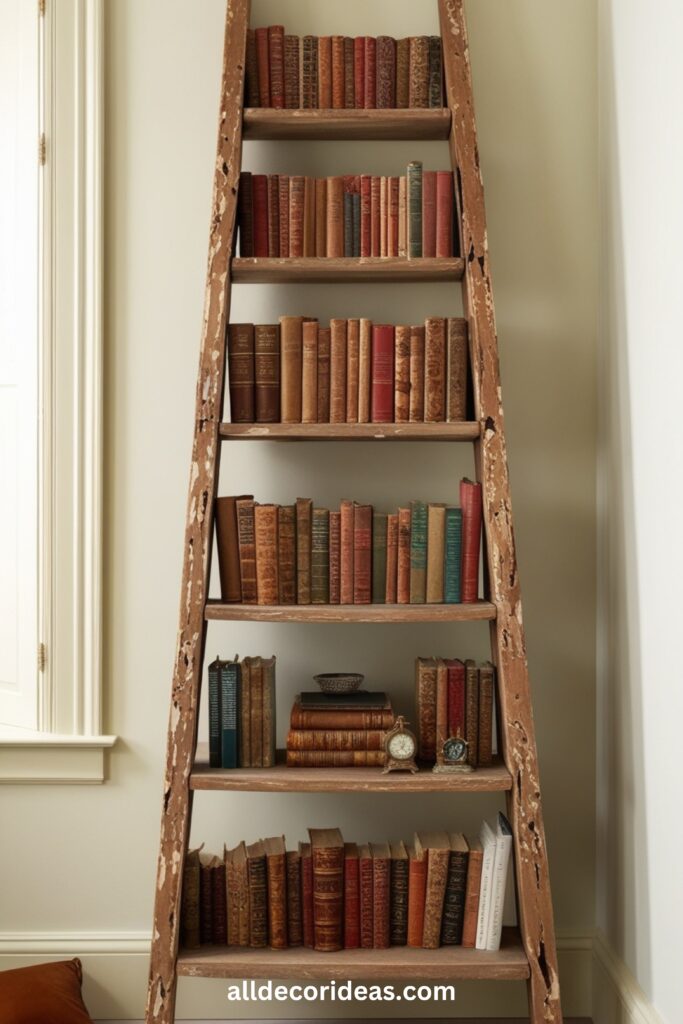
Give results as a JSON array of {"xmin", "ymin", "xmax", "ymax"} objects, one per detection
[
  {"xmin": 205, "ymin": 602, "xmax": 496, "ymax": 624},
  {"xmin": 177, "ymin": 928, "xmax": 528, "ymax": 980},
  {"xmin": 242, "ymin": 107, "xmax": 452, "ymax": 140},
  {"xmin": 219, "ymin": 422, "xmax": 481, "ymax": 442},
  {"xmin": 191, "ymin": 749, "xmax": 511, "ymax": 793},
  {"xmin": 231, "ymin": 257, "xmax": 465, "ymax": 284}
]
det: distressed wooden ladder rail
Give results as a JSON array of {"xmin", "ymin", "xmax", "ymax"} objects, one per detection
[{"xmin": 145, "ymin": 0, "xmax": 563, "ymax": 1021}]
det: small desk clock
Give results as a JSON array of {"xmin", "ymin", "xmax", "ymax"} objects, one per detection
[{"xmin": 382, "ymin": 716, "xmax": 419, "ymax": 774}]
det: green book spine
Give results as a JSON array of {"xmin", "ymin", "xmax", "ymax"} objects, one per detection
[
  {"xmin": 220, "ymin": 660, "xmax": 239, "ymax": 769},
  {"xmin": 311, "ymin": 508, "xmax": 330, "ymax": 604},
  {"xmin": 407, "ymin": 161, "xmax": 423, "ymax": 258},
  {"xmin": 372, "ymin": 513, "xmax": 388, "ymax": 604},
  {"xmin": 208, "ymin": 657, "xmax": 221, "ymax": 768},
  {"xmin": 444, "ymin": 506, "xmax": 463, "ymax": 603},
  {"xmin": 409, "ymin": 500, "xmax": 427, "ymax": 603}
]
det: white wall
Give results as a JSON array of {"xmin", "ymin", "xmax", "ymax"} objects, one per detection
[
  {"xmin": 597, "ymin": 2, "xmax": 683, "ymax": 1022},
  {"xmin": 0, "ymin": 1, "xmax": 598, "ymax": 1019}
]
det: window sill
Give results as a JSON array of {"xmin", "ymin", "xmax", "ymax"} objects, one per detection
[{"xmin": 0, "ymin": 728, "xmax": 117, "ymax": 784}]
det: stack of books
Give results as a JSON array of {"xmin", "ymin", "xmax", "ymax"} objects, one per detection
[
  {"xmin": 181, "ymin": 817, "xmax": 513, "ymax": 953},
  {"xmin": 245, "ymin": 28, "xmax": 444, "ymax": 110},
  {"xmin": 286, "ymin": 691, "xmax": 394, "ymax": 767},
  {"xmin": 237, "ymin": 163, "xmax": 456, "ymax": 259},
  {"xmin": 415, "ymin": 658, "xmax": 495, "ymax": 767},
  {"xmin": 207, "ymin": 655, "xmax": 276, "ymax": 769}
]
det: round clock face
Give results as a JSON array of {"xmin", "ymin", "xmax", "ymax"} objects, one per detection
[
  {"xmin": 443, "ymin": 736, "xmax": 468, "ymax": 763},
  {"xmin": 388, "ymin": 731, "xmax": 416, "ymax": 760}
]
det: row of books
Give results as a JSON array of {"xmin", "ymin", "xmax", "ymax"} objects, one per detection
[
  {"xmin": 246, "ymin": 28, "xmax": 444, "ymax": 110},
  {"xmin": 286, "ymin": 690, "xmax": 393, "ymax": 768},
  {"xmin": 208, "ymin": 656, "xmax": 276, "ymax": 769},
  {"xmin": 416, "ymin": 659, "xmax": 495, "ymax": 766},
  {"xmin": 215, "ymin": 481, "xmax": 483, "ymax": 607},
  {"xmin": 237, "ymin": 165, "xmax": 456, "ymax": 259},
  {"xmin": 227, "ymin": 317, "xmax": 469, "ymax": 425},
  {"xmin": 181, "ymin": 819, "xmax": 512, "ymax": 954}
]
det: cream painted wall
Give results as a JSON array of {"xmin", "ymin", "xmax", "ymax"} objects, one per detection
[{"xmin": 0, "ymin": 1, "xmax": 597, "ymax": 1019}]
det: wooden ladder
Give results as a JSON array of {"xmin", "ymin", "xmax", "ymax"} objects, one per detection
[{"xmin": 145, "ymin": 1, "xmax": 563, "ymax": 1021}]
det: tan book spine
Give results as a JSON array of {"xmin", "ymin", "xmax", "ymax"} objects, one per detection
[
  {"xmin": 409, "ymin": 37, "xmax": 429, "ymax": 108},
  {"xmin": 388, "ymin": 176, "xmax": 399, "ymax": 257},
  {"xmin": 315, "ymin": 178, "xmax": 327, "ymax": 257},
  {"xmin": 398, "ymin": 175, "xmax": 407, "ymax": 256},
  {"xmin": 409, "ymin": 324, "xmax": 426, "ymax": 422},
  {"xmin": 287, "ymin": 750, "xmax": 385, "ymax": 767},
  {"xmin": 289, "ymin": 175, "xmax": 305, "ymax": 257},
  {"xmin": 317, "ymin": 327, "xmax": 331, "ymax": 422},
  {"xmin": 394, "ymin": 325, "xmax": 411, "ymax": 422},
  {"xmin": 396, "ymin": 38, "xmax": 410, "ymax": 108},
  {"xmin": 286, "ymin": 850, "xmax": 303, "ymax": 946},
  {"xmin": 264, "ymin": 838, "xmax": 287, "ymax": 949},
  {"xmin": 385, "ymin": 513, "xmax": 398, "ymax": 603},
  {"xmin": 261, "ymin": 658, "xmax": 276, "ymax": 769},
  {"xmin": 461, "ymin": 841, "xmax": 484, "ymax": 948},
  {"xmin": 397, "ymin": 507, "xmax": 411, "ymax": 604},
  {"xmin": 424, "ymin": 316, "xmax": 446, "ymax": 421},
  {"xmin": 326, "ymin": 177, "xmax": 344, "ymax": 257},
  {"xmin": 318, "ymin": 37, "xmax": 332, "ymax": 108},
  {"xmin": 254, "ymin": 504, "xmax": 279, "ymax": 605},
  {"xmin": 249, "ymin": 657, "xmax": 264, "ymax": 767},
  {"xmin": 329, "ymin": 318, "xmax": 347, "ymax": 423},
  {"xmin": 380, "ymin": 176, "xmax": 388, "ymax": 258},
  {"xmin": 434, "ymin": 658, "xmax": 448, "ymax": 760},
  {"xmin": 447, "ymin": 317, "xmax": 468, "ymax": 421},
  {"xmin": 370, "ymin": 176, "xmax": 381, "ymax": 257},
  {"xmin": 416, "ymin": 657, "xmax": 437, "ymax": 761},
  {"xmin": 340, "ymin": 499, "xmax": 354, "ymax": 604},
  {"xmin": 465, "ymin": 659, "xmax": 479, "ymax": 766},
  {"xmin": 478, "ymin": 662, "xmax": 495, "ymax": 766},
  {"xmin": 358, "ymin": 318, "xmax": 372, "ymax": 423},
  {"xmin": 329, "ymin": 510, "xmax": 341, "ymax": 604},
  {"xmin": 296, "ymin": 497, "xmax": 313, "ymax": 605},
  {"xmin": 277, "ymin": 505, "xmax": 296, "ymax": 605},
  {"xmin": 426, "ymin": 503, "xmax": 446, "ymax": 603},
  {"xmin": 303, "ymin": 176, "xmax": 316, "ymax": 257},
  {"xmin": 346, "ymin": 318, "xmax": 360, "ymax": 422},
  {"xmin": 422, "ymin": 845, "xmax": 451, "ymax": 948},
  {"xmin": 331, "ymin": 35, "xmax": 345, "ymax": 108},
  {"xmin": 280, "ymin": 316, "xmax": 304, "ymax": 423},
  {"xmin": 290, "ymin": 705, "xmax": 394, "ymax": 730},
  {"xmin": 302, "ymin": 320, "xmax": 319, "ymax": 424},
  {"xmin": 287, "ymin": 729, "xmax": 387, "ymax": 751},
  {"xmin": 236, "ymin": 499, "xmax": 257, "ymax": 603}
]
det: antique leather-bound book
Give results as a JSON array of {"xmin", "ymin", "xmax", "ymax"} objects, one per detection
[
  {"xmin": 465, "ymin": 658, "xmax": 480, "ymax": 767},
  {"xmin": 344, "ymin": 37, "xmax": 355, "ymax": 108},
  {"xmin": 388, "ymin": 176, "xmax": 399, "ymax": 257},
  {"xmin": 303, "ymin": 177, "xmax": 316, "ymax": 257},
  {"xmin": 441, "ymin": 834, "xmax": 469, "ymax": 945},
  {"xmin": 211, "ymin": 855, "xmax": 228, "ymax": 945},
  {"xmin": 254, "ymin": 324, "xmax": 280, "ymax": 423},
  {"xmin": 408, "ymin": 324, "xmax": 426, "ymax": 421},
  {"xmin": 299, "ymin": 841, "xmax": 314, "ymax": 948},
  {"xmin": 268, "ymin": 26, "xmax": 285, "ymax": 109},
  {"xmin": 290, "ymin": 697, "xmax": 393, "ymax": 731},
  {"xmin": 289, "ymin": 176, "xmax": 305, "ymax": 257},
  {"xmin": 277, "ymin": 505, "xmax": 296, "ymax": 605},
  {"xmin": 309, "ymin": 828, "xmax": 344, "ymax": 952},
  {"xmin": 372, "ymin": 512, "xmax": 388, "ymax": 604},
  {"xmin": 426, "ymin": 503, "xmax": 446, "ymax": 603},
  {"xmin": 409, "ymin": 499, "xmax": 427, "ymax": 603},
  {"xmin": 460, "ymin": 477, "xmax": 483, "ymax": 602},
  {"xmin": 280, "ymin": 315, "xmax": 304, "ymax": 423},
  {"xmin": 478, "ymin": 661, "xmax": 495, "ymax": 765},
  {"xmin": 353, "ymin": 503, "xmax": 372, "ymax": 604},
  {"xmin": 407, "ymin": 841, "xmax": 427, "ymax": 947},
  {"xmin": 385, "ymin": 513, "xmax": 398, "ymax": 603},
  {"xmin": 237, "ymin": 171, "xmax": 254, "ymax": 256},
  {"xmin": 318, "ymin": 36, "xmax": 332, "ymax": 109},
  {"xmin": 344, "ymin": 843, "xmax": 360, "ymax": 949},
  {"xmin": 316, "ymin": 327, "xmax": 331, "ymax": 421},
  {"xmin": 199, "ymin": 854, "xmax": 213, "ymax": 944},
  {"xmin": 358, "ymin": 318, "xmax": 372, "ymax": 422},
  {"xmin": 311, "ymin": 508, "xmax": 330, "ymax": 604},
  {"xmin": 379, "ymin": 176, "xmax": 388, "ymax": 258},
  {"xmin": 180, "ymin": 847, "xmax": 201, "ymax": 949},
  {"xmin": 249, "ymin": 656, "xmax": 264, "ymax": 767},
  {"xmin": 286, "ymin": 750, "xmax": 385, "ymax": 767},
  {"xmin": 227, "ymin": 323, "xmax": 255, "ymax": 423},
  {"xmin": 326, "ymin": 177, "xmax": 344, "ymax": 257},
  {"xmin": 264, "ymin": 836, "xmax": 288, "ymax": 949},
  {"xmin": 434, "ymin": 657, "xmax": 448, "ymax": 762},
  {"xmin": 415, "ymin": 656, "xmax": 437, "ymax": 760},
  {"xmin": 398, "ymin": 175, "xmax": 407, "ymax": 256},
  {"xmin": 261, "ymin": 656, "xmax": 276, "ymax": 769},
  {"xmin": 390, "ymin": 841, "xmax": 409, "ymax": 946},
  {"xmin": 215, "ymin": 494, "xmax": 252, "ymax": 603},
  {"xmin": 428, "ymin": 35, "xmax": 443, "ymax": 107},
  {"xmin": 219, "ymin": 657, "xmax": 240, "ymax": 769},
  {"xmin": 254, "ymin": 504, "xmax": 279, "ymax": 605},
  {"xmin": 446, "ymin": 317, "xmax": 468, "ymax": 422},
  {"xmin": 302, "ymin": 36, "xmax": 318, "ymax": 109},
  {"xmin": 328, "ymin": 510, "xmax": 341, "ymax": 603},
  {"xmin": 315, "ymin": 177, "xmax": 327, "ymax": 256},
  {"xmin": 287, "ymin": 729, "xmax": 387, "ymax": 751},
  {"xmin": 226, "ymin": 842, "xmax": 250, "ymax": 947},
  {"xmin": 238, "ymin": 656, "xmax": 251, "ymax": 767},
  {"xmin": 252, "ymin": 174, "xmax": 269, "ymax": 257},
  {"xmin": 407, "ymin": 161, "xmax": 423, "ymax": 258},
  {"xmin": 351, "ymin": 180, "xmax": 360, "ymax": 255},
  {"xmin": 396, "ymin": 38, "xmax": 410, "ymax": 108},
  {"xmin": 446, "ymin": 658, "xmax": 466, "ymax": 740},
  {"xmin": 286, "ymin": 849, "xmax": 303, "ymax": 946},
  {"xmin": 343, "ymin": 177, "xmax": 354, "ymax": 257},
  {"xmin": 363, "ymin": 37, "xmax": 377, "ymax": 108},
  {"xmin": 422, "ymin": 170, "xmax": 437, "ymax": 258},
  {"xmin": 397, "ymin": 506, "xmax": 411, "ymax": 603},
  {"xmin": 444, "ymin": 505, "xmax": 463, "ymax": 603},
  {"xmin": 354, "ymin": 37, "xmax": 365, "ymax": 109},
  {"xmin": 424, "ymin": 316, "xmax": 446, "ymax": 421},
  {"xmin": 371, "ymin": 842, "xmax": 391, "ymax": 949},
  {"xmin": 420, "ymin": 831, "xmax": 451, "ymax": 948},
  {"xmin": 461, "ymin": 837, "xmax": 484, "ymax": 948},
  {"xmin": 360, "ymin": 175, "xmax": 372, "ymax": 257},
  {"xmin": 296, "ymin": 497, "xmax": 313, "ymax": 605},
  {"xmin": 331, "ymin": 36, "xmax": 345, "ymax": 109},
  {"xmin": 376, "ymin": 36, "xmax": 396, "ymax": 108},
  {"xmin": 284, "ymin": 35, "xmax": 300, "ymax": 109},
  {"xmin": 436, "ymin": 171, "xmax": 454, "ymax": 258},
  {"xmin": 255, "ymin": 27, "xmax": 270, "ymax": 106},
  {"xmin": 301, "ymin": 320, "xmax": 319, "ymax": 424},
  {"xmin": 339, "ymin": 499, "xmax": 354, "ymax": 604},
  {"xmin": 370, "ymin": 176, "xmax": 381, "ymax": 256},
  {"xmin": 371, "ymin": 325, "xmax": 395, "ymax": 423},
  {"xmin": 346, "ymin": 319, "xmax": 360, "ymax": 422},
  {"xmin": 394, "ymin": 324, "xmax": 411, "ymax": 422},
  {"xmin": 329, "ymin": 318, "xmax": 347, "ymax": 423},
  {"xmin": 408, "ymin": 36, "xmax": 429, "ymax": 108},
  {"xmin": 359, "ymin": 843, "xmax": 374, "ymax": 948},
  {"xmin": 246, "ymin": 840, "xmax": 268, "ymax": 947},
  {"xmin": 236, "ymin": 498, "xmax": 257, "ymax": 603},
  {"xmin": 277, "ymin": 175, "xmax": 290, "ymax": 257},
  {"xmin": 245, "ymin": 30, "xmax": 259, "ymax": 107}
]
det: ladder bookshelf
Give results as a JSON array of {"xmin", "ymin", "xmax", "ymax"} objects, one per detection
[{"xmin": 145, "ymin": 1, "xmax": 563, "ymax": 1021}]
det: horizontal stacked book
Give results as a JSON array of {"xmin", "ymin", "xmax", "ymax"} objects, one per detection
[
  {"xmin": 207, "ymin": 655, "xmax": 276, "ymax": 768},
  {"xmin": 214, "ymin": 479, "xmax": 482, "ymax": 607},
  {"xmin": 286, "ymin": 690, "xmax": 394, "ymax": 767},
  {"xmin": 245, "ymin": 28, "xmax": 444, "ymax": 110},
  {"xmin": 227, "ymin": 316, "xmax": 468, "ymax": 425},
  {"xmin": 415, "ymin": 658, "xmax": 495, "ymax": 767},
  {"xmin": 237, "ymin": 163, "xmax": 456, "ymax": 258},
  {"xmin": 181, "ymin": 817, "xmax": 512, "ymax": 954}
]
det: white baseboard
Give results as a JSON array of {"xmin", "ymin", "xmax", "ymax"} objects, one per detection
[{"xmin": 592, "ymin": 930, "xmax": 663, "ymax": 1024}]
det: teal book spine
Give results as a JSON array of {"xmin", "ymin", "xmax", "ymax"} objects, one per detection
[
  {"xmin": 407, "ymin": 161, "xmax": 423, "ymax": 258},
  {"xmin": 372, "ymin": 512, "xmax": 388, "ymax": 604},
  {"xmin": 409, "ymin": 500, "xmax": 427, "ymax": 603},
  {"xmin": 208, "ymin": 657, "xmax": 222, "ymax": 768},
  {"xmin": 220, "ymin": 660, "xmax": 240, "ymax": 769},
  {"xmin": 444, "ymin": 506, "xmax": 463, "ymax": 603}
]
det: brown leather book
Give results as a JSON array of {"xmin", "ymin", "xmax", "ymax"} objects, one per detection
[
  {"xmin": 359, "ymin": 843, "xmax": 373, "ymax": 948},
  {"xmin": 353, "ymin": 503, "xmax": 372, "ymax": 604},
  {"xmin": 419, "ymin": 832, "xmax": 451, "ymax": 948},
  {"xmin": 379, "ymin": 176, "xmax": 388, "ymax": 257},
  {"xmin": 239, "ymin": 657, "xmax": 251, "ymax": 767},
  {"xmin": 435, "ymin": 657, "xmax": 448, "ymax": 763},
  {"xmin": 280, "ymin": 315, "xmax": 304, "ymax": 423},
  {"xmin": 344, "ymin": 843, "xmax": 360, "ymax": 949},
  {"xmin": 396, "ymin": 506, "xmax": 411, "ymax": 603},
  {"xmin": 376, "ymin": 36, "xmax": 396, "ymax": 108},
  {"xmin": 329, "ymin": 318, "xmax": 347, "ymax": 423},
  {"xmin": 226, "ymin": 842, "xmax": 249, "ymax": 947},
  {"xmin": 286, "ymin": 729, "xmax": 387, "ymax": 751},
  {"xmin": 267, "ymin": 174, "xmax": 280, "ymax": 257},
  {"xmin": 407, "ymin": 841, "xmax": 427, "ymax": 947},
  {"xmin": 309, "ymin": 828, "xmax": 344, "ymax": 952},
  {"xmin": 415, "ymin": 656, "xmax": 438, "ymax": 761},
  {"xmin": 388, "ymin": 176, "xmax": 399, "ymax": 256},
  {"xmin": 264, "ymin": 836, "xmax": 288, "ymax": 949},
  {"xmin": 238, "ymin": 171, "xmax": 254, "ymax": 256},
  {"xmin": 424, "ymin": 316, "xmax": 446, "ymax": 421},
  {"xmin": 331, "ymin": 35, "xmax": 345, "ymax": 108},
  {"xmin": 289, "ymin": 175, "xmax": 305, "ymax": 257},
  {"xmin": 326, "ymin": 177, "xmax": 344, "ymax": 257},
  {"xmin": 300, "ymin": 842, "xmax": 314, "ymax": 947},
  {"xmin": 358, "ymin": 318, "xmax": 372, "ymax": 422},
  {"xmin": 390, "ymin": 840, "xmax": 409, "ymax": 946},
  {"xmin": 199, "ymin": 854, "xmax": 214, "ymax": 944},
  {"xmin": 318, "ymin": 36, "xmax": 332, "ymax": 108},
  {"xmin": 344, "ymin": 37, "xmax": 355, "ymax": 108},
  {"xmin": 346, "ymin": 319, "xmax": 360, "ymax": 422},
  {"xmin": 460, "ymin": 477, "xmax": 483, "ymax": 602},
  {"xmin": 246, "ymin": 840, "xmax": 267, "ymax": 947},
  {"xmin": 398, "ymin": 175, "xmax": 407, "ymax": 256},
  {"xmin": 284, "ymin": 35, "xmax": 300, "ymax": 109},
  {"xmin": 465, "ymin": 659, "xmax": 479, "ymax": 766},
  {"xmin": 394, "ymin": 324, "xmax": 411, "ymax": 422},
  {"xmin": 311, "ymin": 508, "xmax": 330, "ymax": 604},
  {"xmin": 255, "ymin": 27, "xmax": 270, "ymax": 107},
  {"xmin": 441, "ymin": 833, "xmax": 469, "ymax": 946},
  {"xmin": 227, "ymin": 323, "xmax": 255, "ymax": 422},
  {"xmin": 252, "ymin": 174, "xmax": 268, "ymax": 256},
  {"xmin": 436, "ymin": 171, "xmax": 454, "ymax": 257},
  {"xmin": 371, "ymin": 842, "xmax": 391, "ymax": 949},
  {"xmin": 303, "ymin": 176, "xmax": 316, "ymax": 256},
  {"xmin": 286, "ymin": 849, "xmax": 303, "ymax": 946},
  {"xmin": 408, "ymin": 37, "xmax": 429, "ymax": 108},
  {"xmin": 408, "ymin": 324, "xmax": 425, "ymax": 421},
  {"xmin": 268, "ymin": 26, "xmax": 285, "ymax": 109},
  {"xmin": 426, "ymin": 503, "xmax": 446, "ymax": 603},
  {"xmin": 245, "ymin": 30, "xmax": 259, "ymax": 107},
  {"xmin": 478, "ymin": 661, "xmax": 495, "ymax": 765},
  {"xmin": 249, "ymin": 656, "xmax": 264, "ymax": 767},
  {"xmin": 286, "ymin": 749, "xmax": 385, "ymax": 767},
  {"xmin": 215, "ymin": 494, "xmax": 252, "ymax": 603},
  {"xmin": 254, "ymin": 504, "xmax": 279, "ymax": 604},
  {"xmin": 254, "ymin": 324, "xmax": 280, "ymax": 423},
  {"xmin": 329, "ymin": 510, "xmax": 341, "ymax": 604},
  {"xmin": 277, "ymin": 505, "xmax": 296, "ymax": 604},
  {"xmin": 340, "ymin": 499, "xmax": 354, "ymax": 604},
  {"xmin": 290, "ymin": 698, "xmax": 393, "ymax": 730},
  {"xmin": 261, "ymin": 656, "xmax": 276, "ymax": 768},
  {"xmin": 370, "ymin": 176, "xmax": 381, "ymax": 256},
  {"xmin": 360, "ymin": 174, "xmax": 371, "ymax": 256},
  {"xmin": 278, "ymin": 175, "xmax": 290, "ymax": 257},
  {"xmin": 236, "ymin": 499, "xmax": 257, "ymax": 603},
  {"xmin": 363, "ymin": 36, "xmax": 377, "ymax": 108},
  {"xmin": 296, "ymin": 497, "xmax": 312, "ymax": 604},
  {"xmin": 302, "ymin": 320, "xmax": 319, "ymax": 424},
  {"xmin": 302, "ymin": 36, "xmax": 318, "ymax": 109},
  {"xmin": 354, "ymin": 37, "xmax": 365, "ymax": 109},
  {"xmin": 396, "ymin": 38, "xmax": 410, "ymax": 108},
  {"xmin": 385, "ymin": 513, "xmax": 398, "ymax": 603},
  {"xmin": 447, "ymin": 318, "xmax": 468, "ymax": 422},
  {"xmin": 317, "ymin": 327, "xmax": 331, "ymax": 422},
  {"xmin": 422, "ymin": 170, "xmax": 437, "ymax": 258},
  {"xmin": 315, "ymin": 178, "xmax": 327, "ymax": 256},
  {"xmin": 181, "ymin": 847, "xmax": 201, "ymax": 949},
  {"xmin": 461, "ymin": 837, "xmax": 484, "ymax": 948}
]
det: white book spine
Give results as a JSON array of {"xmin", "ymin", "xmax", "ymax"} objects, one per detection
[
  {"xmin": 486, "ymin": 830, "xmax": 513, "ymax": 951},
  {"xmin": 475, "ymin": 822, "xmax": 496, "ymax": 949}
]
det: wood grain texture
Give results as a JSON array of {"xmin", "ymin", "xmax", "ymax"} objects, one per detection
[
  {"xmin": 231, "ymin": 257, "xmax": 464, "ymax": 283},
  {"xmin": 243, "ymin": 107, "xmax": 451, "ymax": 140},
  {"xmin": 177, "ymin": 926, "xmax": 528, "ymax": 980},
  {"xmin": 439, "ymin": 2, "xmax": 562, "ymax": 1021},
  {"xmin": 219, "ymin": 422, "xmax": 480, "ymax": 441},
  {"xmin": 144, "ymin": 3, "xmax": 249, "ymax": 1023},
  {"xmin": 204, "ymin": 601, "xmax": 496, "ymax": 623}
]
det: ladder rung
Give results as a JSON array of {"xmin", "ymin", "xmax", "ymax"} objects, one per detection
[
  {"xmin": 231, "ymin": 257, "xmax": 465, "ymax": 284},
  {"xmin": 204, "ymin": 602, "xmax": 497, "ymax": 624},
  {"xmin": 219, "ymin": 422, "xmax": 481, "ymax": 442},
  {"xmin": 243, "ymin": 107, "xmax": 452, "ymax": 141}
]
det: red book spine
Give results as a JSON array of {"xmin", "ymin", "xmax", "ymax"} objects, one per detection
[
  {"xmin": 363, "ymin": 37, "xmax": 376, "ymax": 108},
  {"xmin": 407, "ymin": 857, "xmax": 427, "ymax": 947},
  {"xmin": 268, "ymin": 26, "xmax": 285, "ymax": 109},
  {"xmin": 371, "ymin": 325, "xmax": 395, "ymax": 423},
  {"xmin": 353, "ymin": 504, "xmax": 372, "ymax": 605},
  {"xmin": 329, "ymin": 510, "xmax": 341, "ymax": 604},
  {"xmin": 278, "ymin": 175, "xmax": 290, "ymax": 258},
  {"xmin": 344, "ymin": 850, "xmax": 361, "ymax": 949},
  {"xmin": 385, "ymin": 513, "xmax": 398, "ymax": 603},
  {"xmin": 252, "ymin": 174, "xmax": 269, "ymax": 257},
  {"xmin": 354, "ymin": 37, "xmax": 365, "ymax": 109},
  {"xmin": 460, "ymin": 479, "xmax": 483, "ymax": 603},
  {"xmin": 359, "ymin": 849, "xmax": 374, "ymax": 948},
  {"xmin": 446, "ymin": 659, "xmax": 466, "ymax": 737},
  {"xmin": 302, "ymin": 849, "xmax": 314, "ymax": 948},
  {"xmin": 267, "ymin": 175, "xmax": 280, "ymax": 257},
  {"xmin": 255, "ymin": 27, "xmax": 270, "ymax": 107},
  {"xmin": 360, "ymin": 175, "xmax": 372, "ymax": 257},
  {"xmin": 370, "ymin": 177, "xmax": 381, "ymax": 257},
  {"xmin": 422, "ymin": 170, "xmax": 437, "ymax": 257},
  {"xmin": 436, "ymin": 171, "xmax": 454, "ymax": 258}
]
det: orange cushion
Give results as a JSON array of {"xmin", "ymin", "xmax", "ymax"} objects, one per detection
[{"xmin": 0, "ymin": 959, "xmax": 94, "ymax": 1024}]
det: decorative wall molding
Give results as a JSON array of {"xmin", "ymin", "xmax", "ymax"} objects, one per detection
[{"xmin": 593, "ymin": 930, "xmax": 664, "ymax": 1024}]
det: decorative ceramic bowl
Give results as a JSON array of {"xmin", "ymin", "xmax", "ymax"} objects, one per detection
[{"xmin": 314, "ymin": 673, "xmax": 364, "ymax": 695}]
